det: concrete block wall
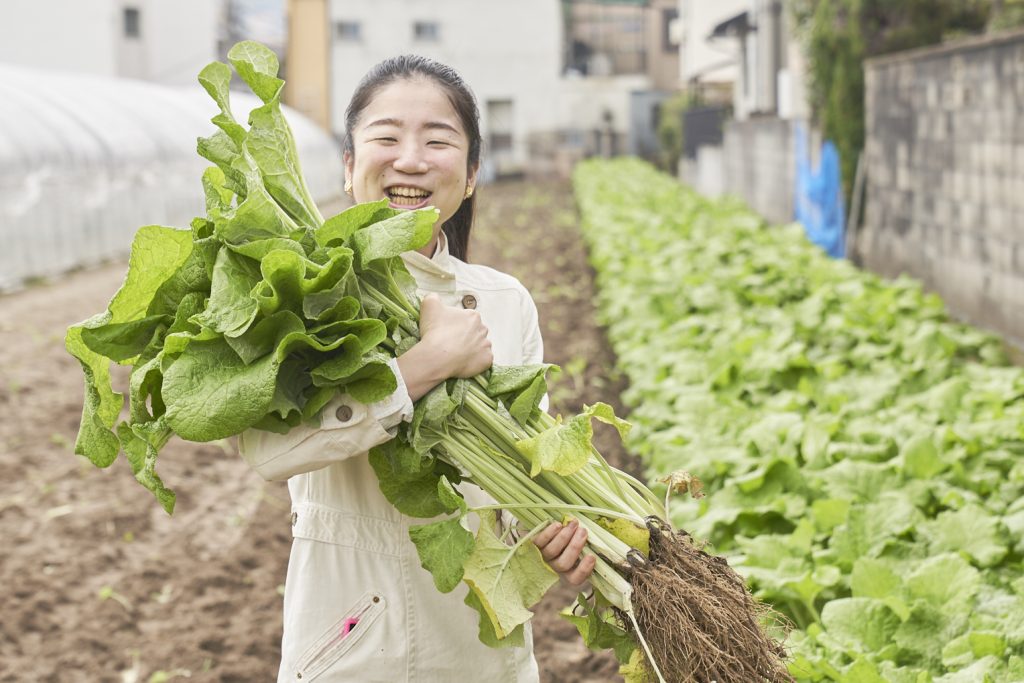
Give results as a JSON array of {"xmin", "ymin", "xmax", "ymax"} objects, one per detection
[
  {"xmin": 721, "ymin": 117, "xmax": 796, "ymax": 225},
  {"xmin": 858, "ymin": 29, "xmax": 1024, "ymax": 345}
]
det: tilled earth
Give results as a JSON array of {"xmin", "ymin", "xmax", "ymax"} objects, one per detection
[{"xmin": 0, "ymin": 180, "xmax": 635, "ymax": 682}]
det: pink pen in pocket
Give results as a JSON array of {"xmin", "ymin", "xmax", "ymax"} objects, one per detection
[
  {"xmin": 320, "ymin": 611, "xmax": 365, "ymax": 654},
  {"xmin": 340, "ymin": 617, "xmax": 359, "ymax": 638},
  {"xmin": 331, "ymin": 602, "xmax": 372, "ymax": 647}
]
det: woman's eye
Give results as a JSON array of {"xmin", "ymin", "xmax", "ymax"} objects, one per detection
[
  {"xmin": 428, "ymin": 140, "xmax": 449, "ymax": 147},
  {"xmin": 374, "ymin": 137, "xmax": 397, "ymax": 143}
]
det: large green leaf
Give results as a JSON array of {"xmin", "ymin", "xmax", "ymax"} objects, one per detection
[
  {"xmin": 367, "ymin": 440, "xmax": 450, "ymax": 518},
  {"xmin": 67, "ymin": 226, "xmax": 194, "ymax": 467},
  {"xmin": 162, "ymin": 337, "xmax": 280, "ymax": 441},
  {"xmin": 515, "ymin": 403, "xmax": 629, "ymax": 477},
  {"xmin": 190, "ymin": 246, "xmax": 260, "ymax": 337},
  {"xmin": 227, "ymin": 41, "xmax": 284, "ymax": 103},
  {"xmin": 921, "ymin": 505, "xmax": 1008, "ymax": 568},
  {"xmin": 408, "ymin": 515, "xmax": 474, "ymax": 593},
  {"xmin": 461, "ymin": 512, "xmax": 558, "ymax": 640},
  {"xmin": 351, "ymin": 209, "xmax": 438, "ymax": 264},
  {"xmin": 316, "ymin": 200, "xmax": 397, "ymax": 246},
  {"xmin": 820, "ymin": 598, "xmax": 900, "ymax": 653}
]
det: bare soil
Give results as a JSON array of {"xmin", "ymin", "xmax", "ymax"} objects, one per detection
[{"xmin": 0, "ymin": 180, "xmax": 634, "ymax": 682}]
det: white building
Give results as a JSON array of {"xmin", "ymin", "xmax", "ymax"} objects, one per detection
[
  {"xmin": 293, "ymin": 0, "xmax": 563, "ymax": 177},
  {"xmin": 0, "ymin": 0, "xmax": 221, "ymax": 86},
  {"xmin": 679, "ymin": 0, "xmax": 808, "ymax": 121},
  {"xmin": 679, "ymin": 0, "xmax": 745, "ymax": 97}
]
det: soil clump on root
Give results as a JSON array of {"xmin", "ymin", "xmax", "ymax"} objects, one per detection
[{"xmin": 628, "ymin": 519, "xmax": 793, "ymax": 683}]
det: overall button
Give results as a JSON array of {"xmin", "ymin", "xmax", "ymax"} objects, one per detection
[
  {"xmin": 290, "ymin": 511, "xmax": 298, "ymax": 526},
  {"xmin": 335, "ymin": 404, "xmax": 354, "ymax": 422},
  {"xmin": 461, "ymin": 293, "xmax": 477, "ymax": 309}
]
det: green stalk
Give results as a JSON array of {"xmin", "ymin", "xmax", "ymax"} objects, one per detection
[
  {"xmin": 447, "ymin": 430, "xmax": 635, "ymax": 560},
  {"xmin": 457, "ymin": 412, "xmax": 592, "ymax": 511},
  {"xmin": 468, "ymin": 503, "xmax": 644, "ymax": 526},
  {"xmin": 529, "ymin": 411, "xmax": 632, "ymax": 506},
  {"xmin": 360, "ymin": 280, "xmax": 420, "ymax": 327},
  {"xmin": 625, "ymin": 608, "xmax": 668, "ymax": 683}
]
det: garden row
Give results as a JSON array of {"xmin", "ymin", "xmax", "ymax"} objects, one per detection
[{"xmin": 573, "ymin": 158, "xmax": 1024, "ymax": 682}]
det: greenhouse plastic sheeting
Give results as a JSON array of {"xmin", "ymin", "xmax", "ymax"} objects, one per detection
[{"xmin": 0, "ymin": 64, "xmax": 343, "ymax": 291}]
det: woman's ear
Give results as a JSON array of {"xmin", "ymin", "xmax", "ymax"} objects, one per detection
[
  {"xmin": 343, "ymin": 151, "xmax": 354, "ymax": 195},
  {"xmin": 466, "ymin": 164, "xmax": 479, "ymax": 196}
]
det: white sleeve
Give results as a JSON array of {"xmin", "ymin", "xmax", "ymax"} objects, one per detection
[
  {"xmin": 520, "ymin": 288, "xmax": 550, "ymax": 414},
  {"xmin": 237, "ymin": 358, "xmax": 414, "ymax": 481}
]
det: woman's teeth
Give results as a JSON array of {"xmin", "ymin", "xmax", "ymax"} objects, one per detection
[
  {"xmin": 390, "ymin": 195, "xmax": 428, "ymax": 206},
  {"xmin": 387, "ymin": 187, "xmax": 431, "ymax": 206}
]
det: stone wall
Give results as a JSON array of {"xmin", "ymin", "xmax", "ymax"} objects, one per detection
[{"xmin": 857, "ymin": 28, "xmax": 1024, "ymax": 345}]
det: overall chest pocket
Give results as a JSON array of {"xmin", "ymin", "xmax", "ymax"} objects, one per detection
[{"xmin": 293, "ymin": 591, "xmax": 387, "ymax": 681}]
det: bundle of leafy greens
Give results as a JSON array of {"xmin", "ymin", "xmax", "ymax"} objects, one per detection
[{"xmin": 67, "ymin": 42, "xmax": 789, "ymax": 682}]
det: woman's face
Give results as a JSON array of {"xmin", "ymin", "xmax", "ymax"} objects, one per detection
[{"xmin": 344, "ymin": 77, "xmax": 476, "ymax": 252}]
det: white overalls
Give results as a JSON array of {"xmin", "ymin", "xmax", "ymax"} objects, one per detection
[{"xmin": 239, "ymin": 234, "xmax": 545, "ymax": 682}]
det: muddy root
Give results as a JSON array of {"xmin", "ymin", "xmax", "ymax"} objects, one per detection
[{"xmin": 627, "ymin": 522, "xmax": 793, "ymax": 683}]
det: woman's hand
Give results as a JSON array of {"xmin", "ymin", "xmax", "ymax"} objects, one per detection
[
  {"xmin": 533, "ymin": 519, "xmax": 597, "ymax": 586},
  {"xmin": 397, "ymin": 293, "xmax": 493, "ymax": 401}
]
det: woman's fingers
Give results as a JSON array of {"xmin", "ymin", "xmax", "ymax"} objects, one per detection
[
  {"xmin": 564, "ymin": 553, "xmax": 597, "ymax": 587},
  {"xmin": 532, "ymin": 521, "xmax": 564, "ymax": 550},
  {"xmin": 536, "ymin": 520, "xmax": 578, "ymax": 562},
  {"xmin": 533, "ymin": 520, "xmax": 595, "ymax": 584},
  {"xmin": 417, "ymin": 294, "xmax": 492, "ymax": 378},
  {"xmin": 548, "ymin": 525, "xmax": 588, "ymax": 573}
]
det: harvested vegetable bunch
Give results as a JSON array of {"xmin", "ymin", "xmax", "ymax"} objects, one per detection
[{"xmin": 65, "ymin": 42, "xmax": 790, "ymax": 682}]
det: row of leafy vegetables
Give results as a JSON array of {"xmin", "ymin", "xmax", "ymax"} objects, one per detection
[{"xmin": 573, "ymin": 158, "xmax": 1024, "ymax": 682}]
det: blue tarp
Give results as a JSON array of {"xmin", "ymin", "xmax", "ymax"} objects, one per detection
[{"xmin": 794, "ymin": 122, "xmax": 845, "ymax": 258}]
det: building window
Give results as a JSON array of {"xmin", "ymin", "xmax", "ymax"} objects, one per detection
[
  {"xmin": 413, "ymin": 21, "xmax": 440, "ymax": 42},
  {"xmin": 487, "ymin": 99, "xmax": 514, "ymax": 153},
  {"xmin": 336, "ymin": 21, "xmax": 361, "ymax": 42},
  {"xmin": 662, "ymin": 9, "xmax": 680, "ymax": 53},
  {"xmin": 564, "ymin": 3, "xmax": 647, "ymax": 76},
  {"xmin": 124, "ymin": 7, "xmax": 141, "ymax": 38}
]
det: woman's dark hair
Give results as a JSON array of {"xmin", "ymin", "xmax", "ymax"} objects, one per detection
[{"xmin": 344, "ymin": 55, "xmax": 482, "ymax": 261}]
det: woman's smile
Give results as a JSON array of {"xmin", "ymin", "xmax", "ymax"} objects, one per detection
[{"xmin": 386, "ymin": 184, "xmax": 433, "ymax": 209}]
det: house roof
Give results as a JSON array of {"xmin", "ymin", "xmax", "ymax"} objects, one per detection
[{"xmin": 709, "ymin": 10, "xmax": 753, "ymax": 39}]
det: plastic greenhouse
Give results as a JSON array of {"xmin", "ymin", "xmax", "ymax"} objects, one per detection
[{"xmin": 0, "ymin": 64, "xmax": 344, "ymax": 292}]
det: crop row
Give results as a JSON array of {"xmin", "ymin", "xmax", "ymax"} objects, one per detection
[{"xmin": 572, "ymin": 158, "xmax": 1024, "ymax": 682}]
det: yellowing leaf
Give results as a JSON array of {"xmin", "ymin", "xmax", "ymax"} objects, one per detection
[
  {"xmin": 618, "ymin": 648, "xmax": 653, "ymax": 683},
  {"xmin": 595, "ymin": 518, "xmax": 650, "ymax": 556},
  {"xmin": 658, "ymin": 470, "xmax": 705, "ymax": 499},
  {"xmin": 514, "ymin": 403, "xmax": 631, "ymax": 477},
  {"xmin": 462, "ymin": 513, "xmax": 558, "ymax": 640}
]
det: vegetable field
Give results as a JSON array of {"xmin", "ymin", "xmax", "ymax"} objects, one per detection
[
  {"xmin": 4, "ymin": 158, "xmax": 1022, "ymax": 682},
  {"xmin": 575, "ymin": 159, "xmax": 1024, "ymax": 682}
]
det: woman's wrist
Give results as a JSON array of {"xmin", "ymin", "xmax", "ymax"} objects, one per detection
[{"xmin": 396, "ymin": 337, "xmax": 450, "ymax": 402}]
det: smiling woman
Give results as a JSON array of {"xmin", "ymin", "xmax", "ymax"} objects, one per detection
[{"xmin": 235, "ymin": 55, "xmax": 591, "ymax": 683}]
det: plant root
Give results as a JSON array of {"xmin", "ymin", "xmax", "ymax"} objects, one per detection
[{"xmin": 628, "ymin": 522, "xmax": 793, "ymax": 683}]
